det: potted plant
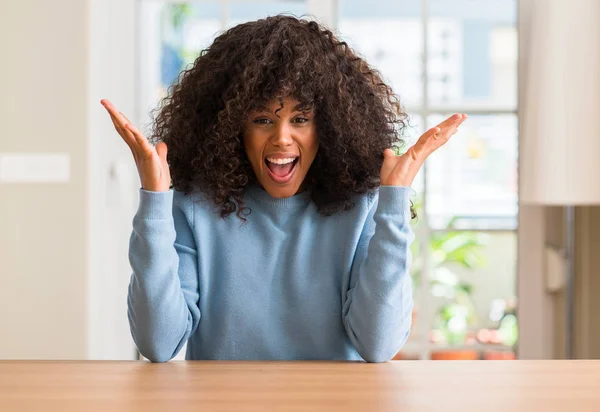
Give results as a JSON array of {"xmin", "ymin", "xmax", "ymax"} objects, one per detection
[{"xmin": 408, "ymin": 209, "xmax": 489, "ymax": 359}]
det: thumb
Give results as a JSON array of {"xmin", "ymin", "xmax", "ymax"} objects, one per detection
[
  {"xmin": 156, "ymin": 141, "xmax": 168, "ymax": 163},
  {"xmin": 383, "ymin": 148, "xmax": 395, "ymax": 159}
]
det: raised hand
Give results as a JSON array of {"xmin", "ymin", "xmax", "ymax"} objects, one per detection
[
  {"xmin": 101, "ymin": 99, "xmax": 171, "ymax": 192},
  {"xmin": 380, "ymin": 114, "xmax": 467, "ymax": 187}
]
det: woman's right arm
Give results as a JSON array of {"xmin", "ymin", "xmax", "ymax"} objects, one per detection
[
  {"xmin": 101, "ymin": 100, "xmax": 200, "ymax": 362},
  {"xmin": 127, "ymin": 188, "xmax": 200, "ymax": 362}
]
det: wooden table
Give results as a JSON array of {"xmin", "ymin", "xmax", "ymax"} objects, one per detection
[{"xmin": 1, "ymin": 360, "xmax": 599, "ymax": 411}]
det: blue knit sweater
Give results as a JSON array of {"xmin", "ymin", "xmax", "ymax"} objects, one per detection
[{"xmin": 127, "ymin": 185, "xmax": 414, "ymax": 362}]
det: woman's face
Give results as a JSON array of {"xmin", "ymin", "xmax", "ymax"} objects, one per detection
[{"xmin": 243, "ymin": 97, "xmax": 319, "ymax": 198}]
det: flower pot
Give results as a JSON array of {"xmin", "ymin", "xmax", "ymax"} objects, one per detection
[
  {"xmin": 430, "ymin": 350, "xmax": 479, "ymax": 360},
  {"xmin": 483, "ymin": 351, "xmax": 516, "ymax": 360}
]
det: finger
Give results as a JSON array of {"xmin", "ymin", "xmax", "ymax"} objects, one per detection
[
  {"xmin": 156, "ymin": 142, "xmax": 171, "ymax": 183},
  {"xmin": 411, "ymin": 126, "xmax": 441, "ymax": 158},
  {"xmin": 102, "ymin": 100, "xmax": 134, "ymax": 133},
  {"xmin": 383, "ymin": 148, "xmax": 395, "ymax": 159},
  {"xmin": 411, "ymin": 113, "xmax": 468, "ymax": 160},
  {"xmin": 120, "ymin": 111, "xmax": 132, "ymax": 124},
  {"xmin": 437, "ymin": 114, "xmax": 462, "ymax": 131},
  {"xmin": 434, "ymin": 114, "xmax": 466, "ymax": 139},
  {"xmin": 110, "ymin": 107, "xmax": 153, "ymax": 154},
  {"xmin": 124, "ymin": 123, "xmax": 155, "ymax": 159},
  {"xmin": 105, "ymin": 109, "xmax": 126, "ymax": 135},
  {"xmin": 101, "ymin": 99, "xmax": 124, "ymax": 122},
  {"xmin": 119, "ymin": 111, "xmax": 144, "ymax": 137},
  {"xmin": 106, "ymin": 110, "xmax": 137, "ymax": 148},
  {"xmin": 156, "ymin": 141, "xmax": 169, "ymax": 164},
  {"xmin": 101, "ymin": 100, "xmax": 129, "ymax": 133},
  {"xmin": 101, "ymin": 100, "xmax": 152, "ymax": 156},
  {"xmin": 455, "ymin": 114, "xmax": 468, "ymax": 133},
  {"xmin": 121, "ymin": 117, "xmax": 151, "ymax": 151}
]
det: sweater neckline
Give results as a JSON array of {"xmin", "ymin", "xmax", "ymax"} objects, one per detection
[{"xmin": 246, "ymin": 184, "xmax": 312, "ymax": 209}]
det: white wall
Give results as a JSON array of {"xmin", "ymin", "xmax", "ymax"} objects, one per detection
[
  {"xmin": 516, "ymin": 0, "xmax": 555, "ymax": 360},
  {"xmin": 0, "ymin": 0, "xmax": 89, "ymax": 359},
  {"xmin": 0, "ymin": 0, "xmax": 137, "ymax": 359},
  {"xmin": 87, "ymin": 0, "xmax": 139, "ymax": 360}
]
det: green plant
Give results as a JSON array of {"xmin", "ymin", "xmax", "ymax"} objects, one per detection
[
  {"xmin": 489, "ymin": 299, "xmax": 518, "ymax": 347},
  {"xmin": 168, "ymin": 4, "xmax": 193, "ymax": 30},
  {"xmin": 410, "ymin": 199, "xmax": 489, "ymax": 345},
  {"xmin": 161, "ymin": 4, "xmax": 196, "ymax": 91}
]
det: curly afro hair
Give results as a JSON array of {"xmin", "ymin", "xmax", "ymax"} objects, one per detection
[{"xmin": 150, "ymin": 14, "xmax": 415, "ymax": 219}]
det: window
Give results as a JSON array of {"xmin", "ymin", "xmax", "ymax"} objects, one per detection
[
  {"xmin": 138, "ymin": 1, "xmax": 310, "ymax": 121},
  {"xmin": 338, "ymin": 0, "xmax": 518, "ymax": 360},
  {"xmin": 138, "ymin": 0, "xmax": 518, "ymax": 361}
]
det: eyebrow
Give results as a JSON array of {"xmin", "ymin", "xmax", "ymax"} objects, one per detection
[
  {"xmin": 293, "ymin": 103, "xmax": 313, "ymax": 112},
  {"xmin": 254, "ymin": 103, "xmax": 313, "ymax": 114}
]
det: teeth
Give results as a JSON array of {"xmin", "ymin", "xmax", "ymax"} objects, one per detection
[{"xmin": 267, "ymin": 157, "xmax": 296, "ymax": 165}]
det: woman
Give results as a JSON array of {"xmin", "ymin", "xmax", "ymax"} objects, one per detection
[{"xmin": 101, "ymin": 15, "xmax": 465, "ymax": 362}]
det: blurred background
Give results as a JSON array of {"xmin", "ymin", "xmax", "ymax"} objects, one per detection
[{"xmin": 1, "ymin": 0, "xmax": 598, "ymax": 362}]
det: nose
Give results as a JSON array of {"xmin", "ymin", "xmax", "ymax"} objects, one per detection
[{"xmin": 270, "ymin": 121, "xmax": 293, "ymax": 148}]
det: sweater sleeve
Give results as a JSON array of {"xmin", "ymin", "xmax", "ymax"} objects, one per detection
[
  {"xmin": 127, "ymin": 188, "xmax": 201, "ymax": 362},
  {"xmin": 342, "ymin": 186, "xmax": 415, "ymax": 362}
]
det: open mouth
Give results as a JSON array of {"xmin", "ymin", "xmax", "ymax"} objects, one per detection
[{"xmin": 264, "ymin": 156, "xmax": 299, "ymax": 184}]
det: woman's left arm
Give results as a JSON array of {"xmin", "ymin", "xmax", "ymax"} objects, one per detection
[
  {"xmin": 342, "ymin": 113, "xmax": 466, "ymax": 362},
  {"xmin": 343, "ymin": 186, "xmax": 415, "ymax": 362}
]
